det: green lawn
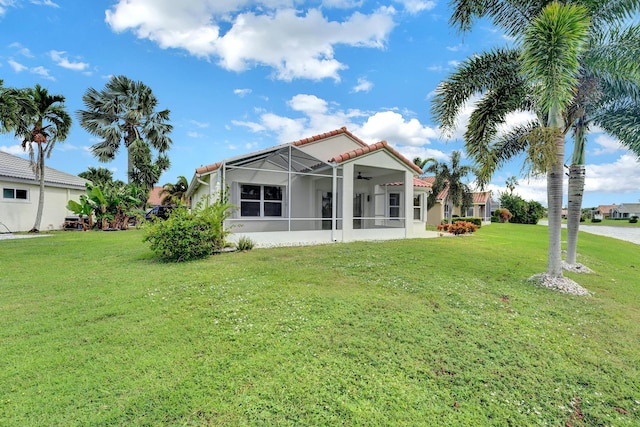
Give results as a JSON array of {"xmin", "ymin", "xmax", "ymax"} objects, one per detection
[{"xmin": 1, "ymin": 224, "xmax": 639, "ymax": 426}]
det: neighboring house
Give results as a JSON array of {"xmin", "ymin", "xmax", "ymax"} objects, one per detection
[
  {"xmin": 147, "ymin": 186, "xmax": 164, "ymax": 207},
  {"xmin": 610, "ymin": 203, "xmax": 640, "ymax": 219},
  {"xmin": 186, "ymin": 127, "xmax": 434, "ymax": 246},
  {"xmin": 0, "ymin": 151, "xmax": 88, "ymax": 233},
  {"xmin": 420, "ymin": 176, "xmax": 492, "ymax": 225},
  {"xmin": 592, "ymin": 204, "xmax": 618, "ymax": 220}
]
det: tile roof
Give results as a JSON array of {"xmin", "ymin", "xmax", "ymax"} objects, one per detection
[
  {"xmin": 421, "ymin": 176, "xmax": 448, "ymax": 200},
  {"xmin": 0, "ymin": 150, "xmax": 88, "ymax": 189},
  {"xmin": 329, "ymin": 140, "xmax": 424, "ymax": 174},
  {"xmin": 291, "ymin": 126, "xmax": 369, "ymax": 148},
  {"xmin": 147, "ymin": 186, "xmax": 164, "ymax": 206},
  {"xmin": 195, "ymin": 128, "xmax": 423, "ymax": 176},
  {"xmin": 472, "ymin": 191, "xmax": 490, "ymax": 204},
  {"xmin": 385, "ymin": 177, "xmax": 433, "ymax": 188},
  {"xmin": 616, "ymin": 203, "xmax": 640, "ymax": 213},
  {"xmin": 595, "ymin": 204, "xmax": 618, "ymax": 215}
]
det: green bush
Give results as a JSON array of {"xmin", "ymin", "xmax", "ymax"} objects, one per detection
[
  {"xmin": 630, "ymin": 215, "xmax": 639, "ymax": 224},
  {"xmin": 591, "ymin": 218, "xmax": 602, "ymax": 223},
  {"xmin": 236, "ymin": 236, "xmax": 255, "ymax": 251},
  {"xmin": 453, "ymin": 217, "xmax": 482, "ymax": 227},
  {"xmin": 143, "ymin": 195, "xmax": 236, "ymax": 262},
  {"xmin": 498, "ymin": 193, "xmax": 544, "ymax": 224}
]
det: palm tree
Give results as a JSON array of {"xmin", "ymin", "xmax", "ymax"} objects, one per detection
[
  {"xmin": 0, "ymin": 81, "xmax": 35, "ymax": 134},
  {"xmin": 424, "ymin": 151, "xmax": 474, "ymax": 223},
  {"xmin": 78, "ymin": 166, "xmax": 114, "ymax": 188},
  {"xmin": 160, "ymin": 175, "xmax": 189, "ymax": 206},
  {"xmin": 17, "ymin": 84, "xmax": 72, "ymax": 232},
  {"xmin": 77, "ymin": 75, "xmax": 173, "ymax": 190},
  {"xmin": 434, "ymin": 0, "xmax": 640, "ymax": 272}
]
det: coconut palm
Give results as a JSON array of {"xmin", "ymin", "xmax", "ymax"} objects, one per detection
[
  {"xmin": 434, "ymin": 0, "xmax": 640, "ymax": 272},
  {"xmin": 77, "ymin": 75, "xmax": 173, "ymax": 190},
  {"xmin": 160, "ymin": 175, "xmax": 189, "ymax": 206},
  {"xmin": 16, "ymin": 84, "xmax": 72, "ymax": 232},
  {"xmin": 424, "ymin": 151, "xmax": 474, "ymax": 223}
]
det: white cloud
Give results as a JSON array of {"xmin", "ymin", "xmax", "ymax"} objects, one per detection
[
  {"xmin": 0, "ymin": 144, "xmax": 25, "ymax": 156},
  {"xmin": 30, "ymin": 0, "xmax": 59, "ymax": 7},
  {"xmin": 591, "ymin": 133, "xmax": 624, "ymax": 155},
  {"xmin": 446, "ymin": 44, "xmax": 463, "ymax": 52},
  {"xmin": 358, "ymin": 111, "xmax": 438, "ymax": 146},
  {"xmin": 447, "ymin": 60, "xmax": 460, "ymax": 67},
  {"xmin": 395, "ymin": 0, "xmax": 436, "ymax": 14},
  {"xmin": 187, "ymin": 131, "xmax": 204, "ymax": 138},
  {"xmin": 49, "ymin": 50, "xmax": 89, "ymax": 71},
  {"xmin": 189, "ymin": 120, "xmax": 210, "ymax": 128},
  {"xmin": 234, "ymin": 88, "xmax": 252, "ymax": 97},
  {"xmin": 0, "ymin": 0, "xmax": 16, "ymax": 16},
  {"xmin": 234, "ymin": 93, "xmax": 437, "ymax": 149},
  {"xmin": 585, "ymin": 153, "xmax": 640, "ymax": 194},
  {"xmin": 8, "ymin": 59, "xmax": 27, "ymax": 72},
  {"xmin": 9, "ymin": 42, "xmax": 33, "ymax": 57},
  {"xmin": 105, "ymin": 1, "xmax": 395, "ymax": 81},
  {"xmin": 352, "ymin": 77, "xmax": 373, "ymax": 93},
  {"xmin": 31, "ymin": 65, "xmax": 54, "ymax": 80}
]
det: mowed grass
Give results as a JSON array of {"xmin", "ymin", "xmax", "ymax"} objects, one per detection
[{"xmin": 1, "ymin": 224, "xmax": 639, "ymax": 426}]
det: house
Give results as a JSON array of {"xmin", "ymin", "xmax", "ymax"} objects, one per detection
[
  {"xmin": 420, "ymin": 177, "xmax": 493, "ymax": 226},
  {"xmin": 147, "ymin": 186, "xmax": 164, "ymax": 206},
  {"xmin": 610, "ymin": 203, "xmax": 640, "ymax": 219},
  {"xmin": 592, "ymin": 204, "xmax": 618, "ymax": 220},
  {"xmin": 185, "ymin": 127, "xmax": 436, "ymax": 246},
  {"xmin": 0, "ymin": 151, "xmax": 88, "ymax": 233}
]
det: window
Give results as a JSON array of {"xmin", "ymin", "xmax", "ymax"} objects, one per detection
[
  {"xmin": 389, "ymin": 193, "xmax": 400, "ymax": 218},
  {"xmin": 3, "ymin": 188, "xmax": 28, "ymax": 200},
  {"xmin": 467, "ymin": 206, "xmax": 475, "ymax": 217},
  {"xmin": 240, "ymin": 184, "xmax": 283, "ymax": 217},
  {"xmin": 413, "ymin": 195, "xmax": 422, "ymax": 221}
]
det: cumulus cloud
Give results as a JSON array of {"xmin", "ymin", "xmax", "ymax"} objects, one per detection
[
  {"xmin": 233, "ymin": 93, "xmax": 438, "ymax": 153},
  {"xmin": 585, "ymin": 153, "xmax": 640, "ymax": 194},
  {"xmin": 352, "ymin": 77, "xmax": 373, "ymax": 93},
  {"xmin": 49, "ymin": 50, "xmax": 89, "ymax": 71},
  {"xmin": 105, "ymin": 1, "xmax": 395, "ymax": 81}
]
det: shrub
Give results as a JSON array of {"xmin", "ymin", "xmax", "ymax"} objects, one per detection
[
  {"xmin": 236, "ymin": 236, "xmax": 255, "ymax": 251},
  {"xmin": 454, "ymin": 217, "xmax": 482, "ymax": 227},
  {"xmin": 437, "ymin": 221, "xmax": 478, "ymax": 235},
  {"xmin": 498, "ymin": 193, "xmax": 544, "ymax": 224},
  {"xmin": 630, "ymin": 216, "xmax": 639, "ymax": 224},
  {"xmin": 591, "ymin": 218, "xmax": 602, "ymax": 223},
  {"xmin": 144, "ymin": 207, "xmax": 217, "ymax": 262},
  {"xmin": 144, "ymin": 195, "xmax": 236, "ymax": 262},
  {"xmin": 494, "ymin": 208, "xmax": 513, "ymax": 223}
]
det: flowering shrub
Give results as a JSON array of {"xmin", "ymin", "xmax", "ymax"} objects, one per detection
[
  {"xmin": 494, "ymin": 208, "xmax": 513, "ymax": 223},
  {"xmin": 437, "ymin": 221, "xmax": 478, "ymax": 235}
]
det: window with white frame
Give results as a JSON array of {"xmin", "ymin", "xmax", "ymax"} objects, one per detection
[
  {"xmin": 240, "ymin": 184, "xmax": 283, "ymax": 217},
  {"xmin": 3, "ymin": 188, "xmax": 28, "ymax": 200},
  {"xmin": 389, "ymin": 192, "xmax": 400, "ymax": 218},
  {"xmin": 413, "ymin": 195, "xmax": 422, "ymax": 221}
]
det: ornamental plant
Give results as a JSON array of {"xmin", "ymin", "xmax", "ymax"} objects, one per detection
[{"xmin": 437, "ymin": 221, "xmax": 478, "ymax": 235}]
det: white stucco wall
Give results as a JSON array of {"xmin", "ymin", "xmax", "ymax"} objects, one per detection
[{"xmin": 1, "ymin": 180, "xmax": 86, "ymax": 232}]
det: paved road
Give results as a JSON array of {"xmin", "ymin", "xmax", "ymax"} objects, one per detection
[{"xmin": 538, "ymin": 220, "xmax": 640, "ymax": 245}]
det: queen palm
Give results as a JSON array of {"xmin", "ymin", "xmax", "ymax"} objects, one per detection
[
  {"xmin": 77, "ymin": 75, "xmax": 173, "ymax": 191},
  {"xmin": 423, "ymin": 151, "xmax": 474, "ymax": 223},
  {"xmin": 434, "ymin": 0, "xmax": 640, "ymax": 272},
  {"xmin": 17, "ymin": 85, "xmax": 72, "ymax": 232}
]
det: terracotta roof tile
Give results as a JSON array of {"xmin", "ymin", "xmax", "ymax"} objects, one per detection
[
  {"xmin": 195, "ymin": 161, "xmax": 222, "ymax": 174},
  {"xmin": 147, "ymin": 186, "xmax": 164, "ymax": 206},
  {"xmin": 385, "ymin": 177, "xmax": 433, "ymax": 188},
  {"xmin": 472, "ymin": 191, "xmax": 490, "ymax": 204},
  {"xmin": 329, "ymin": 140, "xmax": 424, "ymax": 175},
  {"xmin": 291, "ymin": 127, "xmax": 369, "ymax": 149}
]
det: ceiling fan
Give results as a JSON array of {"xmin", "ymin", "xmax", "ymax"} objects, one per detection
[{"xmin": 357, "ymin": 172, "xmax": 372, "ymax": 180}]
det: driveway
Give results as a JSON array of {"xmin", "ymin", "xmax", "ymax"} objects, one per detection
[{"xmin": 538, "ymin": 220, "xmax": 640, "ymax": 245}]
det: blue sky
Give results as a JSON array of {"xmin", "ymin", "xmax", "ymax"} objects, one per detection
[{"xmin": 1, "ymin": 0, "xmax": 638, "ymax": 208}]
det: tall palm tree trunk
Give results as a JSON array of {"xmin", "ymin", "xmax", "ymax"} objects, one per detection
[
  {"xmin": 566, "ymin": 118, "xmax": 587, "ymax": 265},
  {"xmin": 566, "ymin": 164, "xmax": 585, "ymax": 264},
  {"xmin": 547, "ymin": 135, "xmax": 566, "ymax": 277},
  {"xmin": 30, "ymin": 143, "xmax": 45, "ymax": 232}
]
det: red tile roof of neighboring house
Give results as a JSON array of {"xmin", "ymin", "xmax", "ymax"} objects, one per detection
[
  {"xmin": 473, "ymin": 191, "xmax": 490, "ymax": 204},
  {"xmin": 147, "ymin": 186, "xmax": 164, "ymax": 206},
  {"xmin": 595, "ymin": 204, "xmax": 618, "ymax": 215},
  {"xmin": 329, "ymin": 140, "xmax": 424, "ymax": 175},
  {"xmin": 385, "ymin": 177, "xmax": 433, "ymax": 188},
  {"xmin": 421, "ymin": 176, "xmax": 449, "ymax": 200},
  {"xmin": 291, "ymin": 126, "xmax": 369, "ymax": 148}
]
